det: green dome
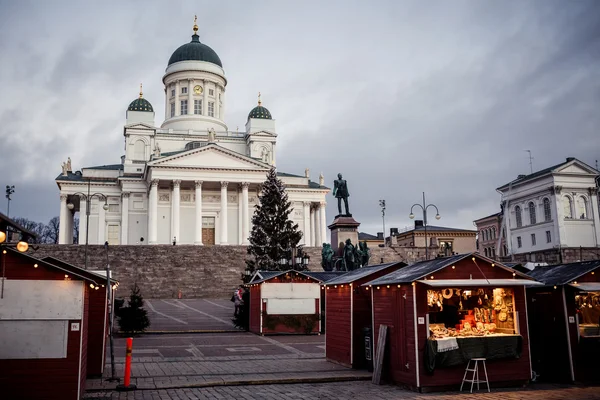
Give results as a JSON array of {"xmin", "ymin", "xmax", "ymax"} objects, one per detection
[
  {"xmin": 168, "ymin": 34, "xmax": 223, "ymax": 68},
  {"xmin": 127, "ymin": 97, "xmax": 154, "ymax": 112},
  {"xmin": 248, "ymin": 105, "xmax": 272, "ymax": 120}
]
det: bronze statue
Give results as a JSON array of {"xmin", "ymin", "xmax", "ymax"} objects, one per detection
[
  {"xmin": 342, "ymin": 238, "xmax": 358, "ymax": 271},
  {"xmin": 333, "ymin": 173, "xmax": 351, "ymax": 217},
  {"xmin": 359, "ymin": 241, "xmax": 370, "ymax": 267},
  {"xmin": 321, "ymin": 243, "xmax": 334, "ymax": 271}
]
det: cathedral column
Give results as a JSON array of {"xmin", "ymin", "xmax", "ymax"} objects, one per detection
[
  {"xmin": 98, "ymin": 198, "xmax": 106, "ymax": 244},
  {"xmin": 149, "ymin": 180, "xmax": 159, "ymax": 244},
  {"xmin": 164, "ymin": 87, "xmax": 169, "ymax": 119},
  {"xmin": 175, "ymin": 80, "xmax": 181, "ymax": 115},
  {"xmin": 59, "ymin": 194, "xmax": 68, "ymax": 244},
  {"xmin": 67, "ymin": 209, "xmax": 74, "ymax": 244},
  {"xmin": 220, "ymin": 181, "xmax": 229, "ymax": 244},
  {"xmin": 188, "ymin": 79, "xmax": 194, "ymax": 114},
  {"xmin": 203, "ymin": 79, "xmax": 208, "ymax": 116},
  {"xmin": 303, "ymin": 202, "xmax": 311, "ymax": 246},
  {"xmin": 319, "ymin": 202, "xmax": 327, "ymax": 245},
  {"xmin": 310, "ymin": 206, "xmax": 317, "ymax": 247},
  {"xmin": 78, "ymin": 196, "xmax": 87, "ymax": 245},
  {"xmin": 172, "ymin": 180, "xmax": 181, "ymax": 244},
  {"xmin": 121, "ymin": 192, "xmax": 129, "ymax": 244},
  {"xmin": 242, "ymin": 182, "xmax": 250, "ymax": 245},
  {"xmin": 238, "ymin": 185, "xmax": 243, "ymax": 244},
  {"xmin": 194, "ymin": 181, "xmax": 203, "ymax": 245}
]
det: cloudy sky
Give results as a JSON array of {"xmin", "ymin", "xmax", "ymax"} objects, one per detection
[{"xmin": 1, "ymin": 0, "xmax": 599, "ymax": 236}]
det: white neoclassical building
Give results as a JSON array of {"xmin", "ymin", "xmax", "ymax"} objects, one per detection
[
  {"xmin": 56, "ymin": 22, "xmax": 329, "ymax": 246},
  {"xmin": 496, "ymin": 157, "xmax": 600, "ymax": 261}
]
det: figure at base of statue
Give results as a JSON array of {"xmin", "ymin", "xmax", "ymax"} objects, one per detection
[
  {"xmin": 342, "ymin": 238, "xmax": 358, "ymax": 271},
  {"xmin": 321, "ymin": 243, "xmax": 334, "ymax": 271}
]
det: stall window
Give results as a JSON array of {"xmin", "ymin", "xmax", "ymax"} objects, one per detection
[
  {"xmin": 428, "ymin": 287, "xmax": 517, "ymax": 338},
  {"xmin": 576, "ymin": 292, "xmax": 600, "ymax": 337}
]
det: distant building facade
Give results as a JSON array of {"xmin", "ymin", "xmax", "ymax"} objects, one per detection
[
  {"xmin": 390, "ymin": 221, "xmax": 477, "ymax": 255},
  {"xmin": 496, "ymin": 157, "xmax": 600, "ymax": 263},
  {"xmin": 473, "ymin": 212, "xmax": 507, "ymax": 259}
]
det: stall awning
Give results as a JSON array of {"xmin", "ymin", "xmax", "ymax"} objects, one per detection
[
  {"xmin": 416, "ymin": 279, "xmax": 543, "ymax": 287},
  {"xmin": 569, "ymin": 282, "xmax": 600, "ymax": 291}
]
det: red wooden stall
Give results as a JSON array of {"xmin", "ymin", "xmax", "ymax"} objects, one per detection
[
  {"xmin": 365, "ymin": 253, "xmax": 539, "ymax": 391},
  {"xmin": 249, "ymin": 270, "xmax": 325, "ymax": 335},
  {"xmin": 324, "ymin": 262, "xmax": 406, "ymax": 369},
  {"xmin": 527, "ymin": 260, "xmax": 600, "ymax": 383},
  {"xmin": 0, "ymin": 248, "xmax": 111, "ymax": 400},
  {"xmin": 42, "ymin": 256, "xmax": 118, "ymax": 377}
]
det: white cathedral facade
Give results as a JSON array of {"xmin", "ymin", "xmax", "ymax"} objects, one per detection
[{"xmin": 56, "ymin": 23, "xmax": 329, "ymax": 246}]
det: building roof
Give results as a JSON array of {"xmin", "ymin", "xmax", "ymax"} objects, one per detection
[
  {"xmin": 399, "ymin": 225, "xmax": 477, "ymax": 235},
  {"xmin": 473, "ymin": 212, "xmax": 502, "ymax": 223},
  {"xmin": 527, "ymin": 260, "xmax": 600, "ymax": 286},
  {"xmin": 41, "ymin": 256, "xmax": 119, "ymax": 284},
  {"xmin": 85, "ymin": 164, "xmax": 124, "ymax": 171},
  {"xmin": 358, "ymin": 232, "xmax": 380, "ymax": 241},
  {"xmin": 324, "ymin": 262, "xmax": 406, "ymax": 285},
  {"xmin": 127, "ymin": 97, "xmax": 153, "ymax": 112},
  {"xmin": 0, "ymin": 212, "xmax": 38, "ymax": 240},
  {"xmin": 496, "ymin": 157, "xmax": 599, "ymax": 191},
  {"xmin": 250, "ymin": 270, "xmax": 324, "ymax": 285},
  {"xmin": 303, "ymin": 271, "xmax": 347, "ymax": 282},
  {"xmin": 168, "ymin": 33, "xmax": 223, "ymax": 67}
]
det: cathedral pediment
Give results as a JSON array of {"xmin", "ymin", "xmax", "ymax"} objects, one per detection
[
  {"xmin": 248, "ymin": 130, "xmax": 277, "ymax": 137},
  {"xmin": 148, "ymin": 144, "xmax": 270, "ymax": 170},
  {"xmin": 124, "ymin": 122, "xmax": 156, "ymax": 130}
]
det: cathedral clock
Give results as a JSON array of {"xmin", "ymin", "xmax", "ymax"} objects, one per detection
[{"xmin": 193, "ymin": 85, "xmax": 203, "ymax": 94}]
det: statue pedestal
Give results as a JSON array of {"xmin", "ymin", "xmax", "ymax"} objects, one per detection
[{"xmin": 328, "ymin": 216, "xmax": 360, "ymax": 256}]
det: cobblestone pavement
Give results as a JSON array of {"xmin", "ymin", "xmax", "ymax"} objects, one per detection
[
  {"xmin": 144, "ymin": 298, "xmax": 236, "ymax": 332},
  {"xmin": 85, "ymin": 381, "xmax": 600, "ymax": 399}
]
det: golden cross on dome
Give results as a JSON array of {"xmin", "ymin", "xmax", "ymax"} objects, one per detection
[
  {"xmin": 139, "ymin": 83, "xmax": 143, "ymax": 99},
  {"xmin": 193, "ymin": 15, "xmax": 198, "ymax": 34},
  {"xmin": 258, "ymin": 92, "xmax": 262, "ymax": 106}
]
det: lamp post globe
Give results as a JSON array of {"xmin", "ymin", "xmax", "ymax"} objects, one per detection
[
  {"xmin": 409, "ymin": 213, "xmax": 415, "ymax": 219},
  {"xmin": 67, "ymin": 202, "xmax": 75, "ymax": 210},
  {"xmin": 435, "ymin": 214, "xmax": 441, "ymax": 220},
  {"xmin": 103, "ymin": 203, "xmax": 109, "ymax": 211}
]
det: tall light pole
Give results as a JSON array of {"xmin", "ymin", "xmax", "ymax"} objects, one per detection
[
  {"xmin": 379, "ymin": 200, "xmax": 386, "ymax": 246},
  {"xmin": 5, "ymin": 185, "xmax": 15, "ymax": 218},
  {"xmin": 409, "ymin": 192, "xmax": 441, "ymax": 261},
  {"xmin": 67, "ymin": 179, "xmax": 109, "ymax": 269}
]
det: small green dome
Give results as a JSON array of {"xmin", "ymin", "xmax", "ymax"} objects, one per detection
[
  {"xmin": 168, "ymin": 34, "xmax": 223, "ymax": 68},
  {"xmin": 127, "ymin": 97, "xmax": 154, "ymax": 112},
  {"xmin": 248, "ymin": 105, "xmax": 272, "ymax": 120}
]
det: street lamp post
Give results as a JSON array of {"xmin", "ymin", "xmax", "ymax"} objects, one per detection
[
  {"xmin": 409, "ymin": 192, "xmax": 441, "ymax": 261},
  {"xmin": 5, "ymin": 185, "xmax": 15, "ymax": 218},
  {"xmin": 66, "ymin": 179, "xmax": 109, "ymax": 269},
  {"xmin": 379, "ymin": 200, "xmax": 386, "ymax": 246},
  {"xmin": 279, "ymin": 246, "xmax": 310, "ymax": 271}
]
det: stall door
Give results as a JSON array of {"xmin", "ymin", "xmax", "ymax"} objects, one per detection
[{"xmin": 528, "ymin": 291, "xmax": 571, "ymax": 382}]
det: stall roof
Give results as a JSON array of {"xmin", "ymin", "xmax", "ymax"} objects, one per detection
[
  {"xmin": 7, "ymin": 248, "xmax": 104, "ymax": 284},
  {"xmin": 416, "ymin": 279, "xmax": 543, "ymax": 287},
  {"xmin": 250, "ymin": 270, "xmax": 323, "ymax": 284},
  {"xmin": 324, "ymin": 261, "xmax": 406, "ymax": 285},
  {"xmin": 304, "ymin": 271, "xmax": 347, "ymax": 282},
  {"xmin": 528, "ymin": 260, "xmax": 600, "ymax": 286},
  {"xmin": 363, "ymin": 252, "xmax": 531, "ymax": 286},
  {"xmin": 41, "ymin": 256, "xmax": 119, "ymax": 284},
  {"xmin": 570, "ymin": 282, "xmax": 600, "ymax": 291}
]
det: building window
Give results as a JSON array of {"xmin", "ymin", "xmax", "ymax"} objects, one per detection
[
  {"xmin": 484, "ymin": 248, "xmax": 488, "ymax": 257},
  {"xmin": 171, "ymin": 89, "xmax": 175, "ymax": 97},
  {"xmin": 182, "ymin": 87, "xmax": 188, "ymax": 94},
  {"xmin": 209, "ymin": 88, "xmax": 214, "ymax": 96},
  {"xmin": 492, "ymin": 227, "xmax": 496, "ymax": 240},
  {"xmin": 492, "ymin": 248, "xmax": 495, "ymax": 258},
  {"xmin": 194, "ymin": 99, "xmax": 202, "ymax": 115},
  {"xmin": 543, "ymin": 198, "xmax": 551, "ymax": 222},
  {"xmin": 170, "ymin": 103, "xmax": 175, "ymax": 117},
  {"xmin": 517, "ymin": 236, "xmax": 522, "ymax": 248},
  {"xmin": 107, "ymin": 225, "xmax": 119, "ymax": 245},
  {"xmin": 502, "ymin": 228, "xmax": 506, "ymax": 238},
  {"xmin": 515, "ymin": 206, "xmax": 522, "ymax": 228},
  {"xmin": 503, "ymin": 245, "xmax": 508, "ymax": 256},
  {"xmin": 546, "ymin": 230, "xmax": 551, "ymax": 243},
  {"xmin": 564, "ymin": 197, "xmax": 573, "ymax": 218},
  {"xmin": 577, "ymin": 197, "xmax": 588, "ymax": 219},
  {"xmin": 528, "ymin": 202, "xmax": 536, "ymax": 225},
  {"xmin": 181, "ymin": 100, "xmax": 188, "ymax": 115},
  {"xmin": 531, "ymin": 233, "xmax": 536, "ymax": 246},
  {"xmin": 208, "ymin": 101, "xmax": 215, "ymax": 117}
]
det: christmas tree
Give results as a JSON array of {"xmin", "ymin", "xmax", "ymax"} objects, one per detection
[
  {"xmin": 246, "ymin": 167, "xmax": 303, "ymax": 272},
  {"xmin": 116, "ymin": 284, "xmax": 150, "ymax": 333}
]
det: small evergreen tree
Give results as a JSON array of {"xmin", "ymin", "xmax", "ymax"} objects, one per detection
[
  {"xmin": 117, "ymin": 284, "xmax": 150, "ymax": 333},
  {"xmin": 246, "ymin": 167, "xmax": 303, "ymax": 272}
]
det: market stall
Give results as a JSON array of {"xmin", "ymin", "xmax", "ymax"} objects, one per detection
[
  {"xmin": 248, "ymin": 270, "xmax": 326, "ymax": 335},
  {"xmin": 365, "ymin": 253, "xmax": 540, "ymax": 391},
  {"xmin": 324, "ymin": 262, "xmax": 406, "ymax": 369},
  {"xmin": 527, "ymin": 259, "xmax": 600, "ymax": 383}
]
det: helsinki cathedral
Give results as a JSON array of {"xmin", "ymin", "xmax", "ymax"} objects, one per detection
[{"xmin": 56, "ymin": 19, "xmax": 329, "ymax": 246}]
